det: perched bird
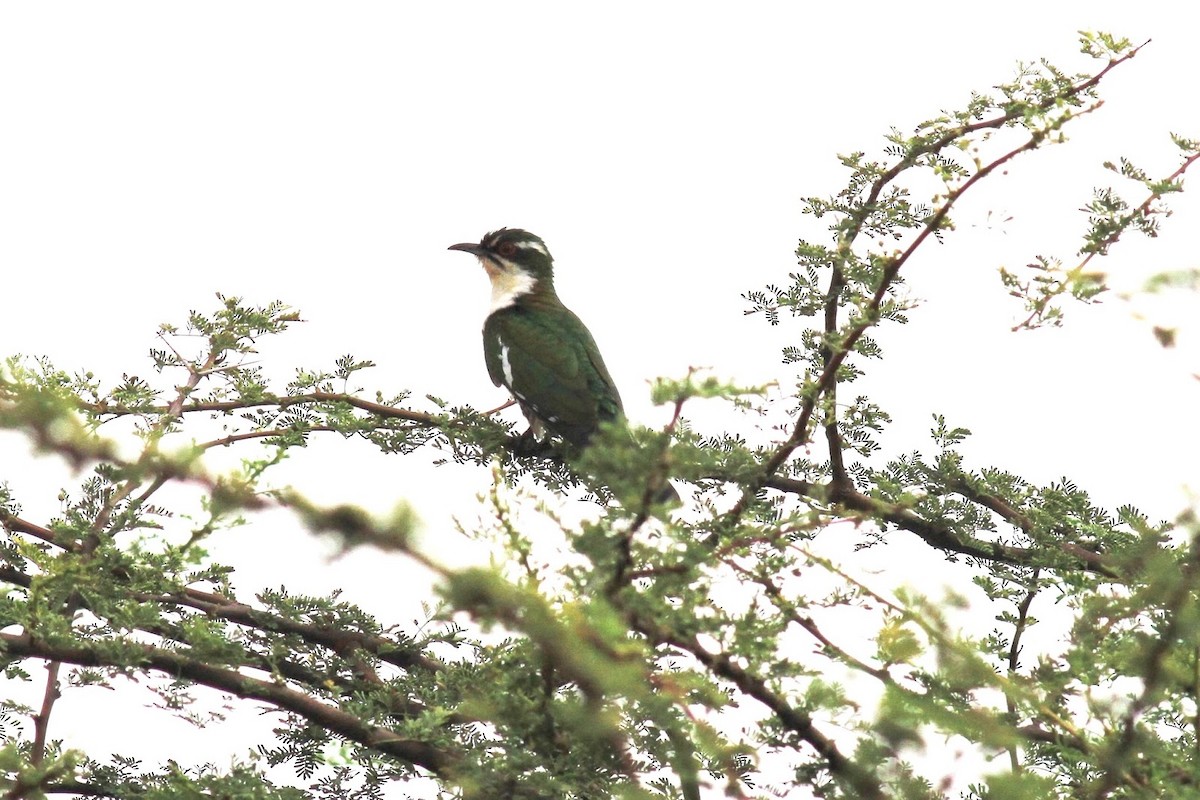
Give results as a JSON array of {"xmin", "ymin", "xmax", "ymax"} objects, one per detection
[
  {"xmin": 448, "ymin": 227, "xmax": 623, "ymax": 448},
  {"xmin": 449, "ymin": 228, "xmax": 677, "ymax": 505}
]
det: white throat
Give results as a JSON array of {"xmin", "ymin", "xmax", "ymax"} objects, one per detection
[{"xmin": 488, "ymin": 266, "xmax": 536, "ymax": 312}]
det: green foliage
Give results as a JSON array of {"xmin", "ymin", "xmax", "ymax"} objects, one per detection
[{"xmin": 1, "ymin": 30, "xmax": 1198, "ymax": 800}]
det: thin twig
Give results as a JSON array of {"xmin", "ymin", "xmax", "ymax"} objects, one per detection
[
  {"xmin": 1012, "ymin": 147, "xmax": 1200, "ymax": 331},
  {"xmin": 30, "ymin": 661, "xmax": 62, "ymax": 765},
  {"xmin": 1006, "ymin": 570, "xmax": 1040, "ymax": 772},
  {"xmin": 84, "ymin": 390, "xmax": 439, "ymax": 426},
  {"xmin": 629, "ymin": 612, "xmax": 887, "ymax": 800},
  {"xmin": 727, "ymin": 559, "xmax": 891, "ymax": 682}
]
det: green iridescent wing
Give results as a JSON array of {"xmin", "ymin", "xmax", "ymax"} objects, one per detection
[{"xmin": 483, "ymin": 303, "xmax": 623, "ymax": 446}]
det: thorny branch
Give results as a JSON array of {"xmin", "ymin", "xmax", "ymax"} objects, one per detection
[
  {"xmin": 0, "ymin": 631, "xmax": 455, "ymax": 778},
  {"xmin": 728, "ymin": 44, "xmax": 1147, "ymax": 527},
  {"xmin": 629, "ymin": 611, "xmax": 887, "ymax": 800},
  {"xmin": 5, "ymin": 379, "xmax": 1123, "ymax": 583},
  {"xmin": 14, "ymin": 349, "xmax": 227, "ymax": 775},
  {"xmin": 82, "ymin": 391, "xmax": 439, "ymax": 427},
  {"xmin": 29, "ymin": 661, "xmax": 61, "ymax": 766},
  {"xmin": 757, "ymin": 105, "xmax": 1105, "ymax": 509},
  {"xmin": 0, "ymin": 556, "xmax": 451, "ymax": 732},
  {"xmin": 1012, "ymin": 147, "xmax": 1200, "ymax": 331},
  {"xmin": 1006, "ymin": 570, "xmax": 1040, "ymax": 772}
]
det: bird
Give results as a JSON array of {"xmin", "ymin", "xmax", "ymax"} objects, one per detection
[
  {"xmin": 448, "ymin": 228, "xmax": 677, "ymax": 505},
  {"xmin": 448, "ymin": 227, "xmax": 623, "ymax": 448}
]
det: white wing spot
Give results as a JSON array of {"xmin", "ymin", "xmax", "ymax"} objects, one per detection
[{"xmin": 500, "ymin": 343, "xmax": 515, "ymax": 387}]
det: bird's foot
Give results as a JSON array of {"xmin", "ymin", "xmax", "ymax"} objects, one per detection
[{"xmin": 511, "ymin": 428, "xmax": 552, "ymax": 457}]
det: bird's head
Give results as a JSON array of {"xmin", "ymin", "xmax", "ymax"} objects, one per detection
[
  {"xmin": 448, "ymin": 228, "xmax": 556, "ymax": 300},
  {"xmin": 449, "ymin": 228, "xmax": 554, "ymax": 279}
]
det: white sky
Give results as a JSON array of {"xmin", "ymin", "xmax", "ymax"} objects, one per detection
[{"xmin": 1, "ymin": 3, "xmax": 1198, "ymax": 797}]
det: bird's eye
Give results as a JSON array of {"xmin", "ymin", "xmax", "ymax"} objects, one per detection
[{"xmin": 497, "ymin": 241, "xmax": 517, "ymax": 257}]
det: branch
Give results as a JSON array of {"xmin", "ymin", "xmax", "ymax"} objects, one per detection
[
  {"xmin": 628, "ymin": 613, "xmax": 887, "ymax": 800},
  {"xmin": 1006, "ymin": 570, "xmax": 1040, "ymax": 772},
  {"xmin": 758, "ymin": 475, "xmax": 1120, "ymax": 578},
  {"xmin": 1089, "ymin": 530, "xmax": 1200, "ymax": 798},
  {"xmin": 728, "ymin": 46, "xmax": 1146, "ymax": 523},
  {"xmin": 29, "ymin": 661, "xmax": 61, "ymax": 766},
  {"xmin": 41, "ymin": 781, "xmax": 122, "ymax": 798},
  {"xmin": 0, "ymin": 562, "xmax": 453, "ymax": 743},
  {"xmin": 608, "ymin": 398, "xmax": 687, "ymax": 597},
  {"xmin": 947, "ymin": 476, "xmax": 1034, "ymax": 533},
  {"xmin": 773, "ymin": 113, "xmax": 1099, "ymax": 486},
  {"xmin": 0, "ymin": 631, "xmax": 456, "ymax": 777},
  {"xmin": 727, "ymin": 559, "xmax": 891, "ymax": 682},
  {"xmin": 84, "ymin": 391, "xmax": 439, "ymax": 427},
  {"xmin": 165, "ymin": 586, "xmax": 443, "ymax": 673},
  {"xmin": 12, "ymin": 349, "xmax": 226, "ymax": 768},
  {"xmin": 0, "ymin": 560, "xmax": 443, "ymax": 682},
  {"xmin": 0, "ymin": 511, "xmax": 73, "ymax": 550},
  {"xmin": 822, "ymin": 265, "xmax": 851, "ymax": 491},
  {"xmin": 198, "ymin": 426, "xmax": 338, "ymax": 450},
  {"xmin": 1013, "ymin": 146, "xmax": 1200, "ymax": 331},
  {"xmin": 49, "ymin": 369, "xmax": 1119, "ymax": 582}
]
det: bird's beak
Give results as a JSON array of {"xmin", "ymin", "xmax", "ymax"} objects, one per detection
[{"xmin": 448, "ymin": 242, "xmax": 486, "ymax": 256}]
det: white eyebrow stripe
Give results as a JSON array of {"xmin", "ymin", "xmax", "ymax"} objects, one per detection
[{"xmin": 512, "ymin": 239, "xmax": 548, "ymax": 256}]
